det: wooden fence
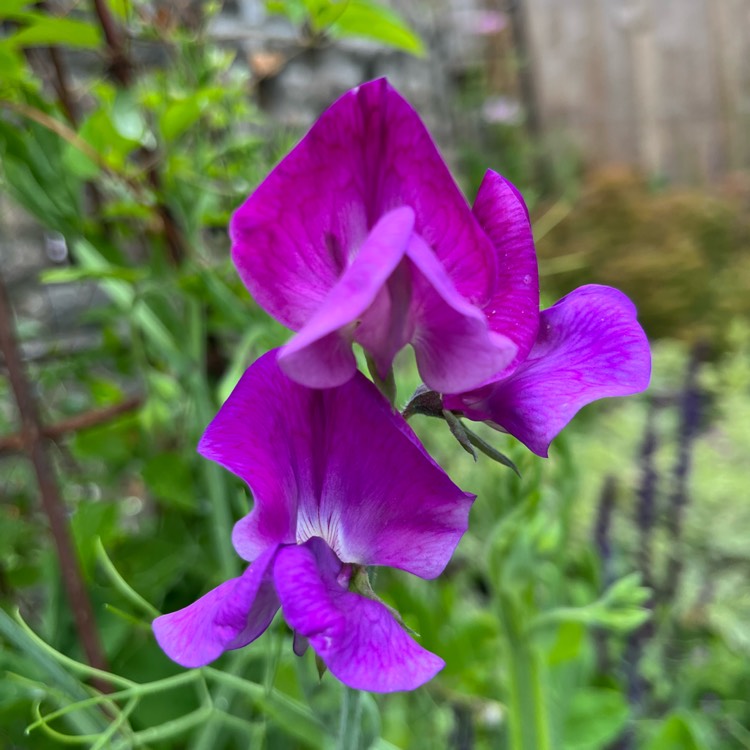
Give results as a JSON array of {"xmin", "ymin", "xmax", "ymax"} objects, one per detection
[{"xmin": 522, "ymin": 0, "xmax": 750, "ymax": 181}]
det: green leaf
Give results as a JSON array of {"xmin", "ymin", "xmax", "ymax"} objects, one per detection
[
  {"xmin": 141, "ymin": 452, "xmax": 195, "ymax": 511},
  {"xmin": 71, "ymin": 502, "xmax": 119, "ymax": 578},
  {"xmin": 61, "ymin": 140, "xmax": 100, "ymax": 179},
  {"xmin": 562, "ymin": 688, "xmax": 629, "ymax": 750},
  {"xmin": 644, "ymin": 714, "xmax": 706, "ymax": 750},
  {"xmin": 78, "ymin": 109, "xmax": 140, "ymax": 168},
  {"xmin": 71, "ymin": 239, "xmax": 183, "ymax": 362},
  {"xmin": 330, "ymin": 1, "xmax": 424, "ymax": 55},
  {"xmin": 7, "ymin": 15, "xmax": 102, "ymax": 49},
  {"xmin": 547, "ymin": 621, "xmax": 585, "ymax": 665},
  {"xmin": 442, "ymin": 409, "xmax": 477, "ymax": 460},
  {"xmin": 0, "ymin": 119, "xmax": 83, "ymax": 233},
  {"xmin": 264, "ymin": 0, "xmax": 307, "ymax": 24},
  {"xmin": 111, "ymin": 90, "xmax": 149, "ymax": 143},
  {"xmin": 530, "ymin": 573, "xmax": 651, "ymax": 634},
  {"xmin": 0, "ymin": 40, "xmax": 25, "ymax": 80},
  {"xmin": 0, "ymin": 1, "xmax": 32, "ymax": 20},
  {"xmin": 41, "ymin": 267, "xmax": 147, "ymax": 284},
  {"xmin": 306, "ymin": 0, "xmax": 348, "ymax": 28},
  {"xmin": 463, "ymin": 424, "xmax": 521, "ymax": 475},
  {"xmin": 159, "ymin": 96, "xmax": 204, "ymax": 142}
]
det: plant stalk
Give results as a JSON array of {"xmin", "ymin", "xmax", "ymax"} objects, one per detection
[
  {"xmin": 337, "ymin": 687, "xmax": 364, "ymax": 750},
  {"xmin": 497, "ymin": 591, "xmax": 554, "ymax": 750}
]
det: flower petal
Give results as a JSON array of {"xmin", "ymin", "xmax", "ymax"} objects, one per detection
[
  {"xmin": 199, "ymin": 351, "xmax": 301, "ymax": 559},
  {"xmin": 274, "ymin": 540, "xmax": 444, "ymax": 693},
  {"xmin": 300, "ymin": 367, "xmax": 474, "ymax": 577},
  {"xmin": 153, "ymin": 545, "xmax": 279, "ymax": 668},
  {"xmin": 230, "ymin": 78, "xmax": 497, "ymax": 331},
  {"xmin": 407, "ymin": 233, "xmax": 517, "ymax": 394},
  {"xmin": 278, "ymin": 207, "xmax": 414, "ymax": 388},
  {"xmin": 226, "ymin": 352, "xmax": 473, "ymax": 577},
  {"xmin": 472, "ymin": 171, "xmax": 540, "ymax": 374},
  {"xmin": 354, "ymin": 260, "xmax": 414, "ymax": 381},
  {"xmin": 445, "ymin": 285, "xmax": 651, "ymax": 456}
]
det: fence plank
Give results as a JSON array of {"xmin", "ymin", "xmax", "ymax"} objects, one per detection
[{"xmin": 523, "ymin": 0, "xmax": 750, "ymax": 181}]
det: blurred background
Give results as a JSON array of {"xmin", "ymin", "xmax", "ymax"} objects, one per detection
[{"xmin": 1, "ymin": 1, "xmax": 749, "ymax": 748}]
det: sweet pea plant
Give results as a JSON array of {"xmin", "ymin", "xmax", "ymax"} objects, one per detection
[{"xmin": 153, "ymin": 79, "xmax": 651, "ymax": 744}]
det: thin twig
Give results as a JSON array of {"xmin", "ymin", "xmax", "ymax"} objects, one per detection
[
  {"xmin": 89, "ymin": 0, "xmax": 186, "ymax": 265},
  {"xmin": 0, "ymin": 99, "xmax": 147, "ymax": 199},
  {"xmin": 91, "ymin": 0, "xmax": 133, "ymax": 86},
  {"xmin": 0, "ymin": 395, "xmax": 142, "ymax": 456},
  {"xmin": 0, "ymin": 272, "xmax": 110, "ymax": 681}
]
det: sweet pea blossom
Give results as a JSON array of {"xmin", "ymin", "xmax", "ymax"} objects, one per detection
[
  {"xmin": 230, "ymin": 78, "xmax": 527, "ymax": 393},
  {"xmin": 440, "ymin": 171, "xmax": 651, "ymax": 456},
  {"xmin": 153, "ymin": 351, "xmax": 474, "ymax": 693}
]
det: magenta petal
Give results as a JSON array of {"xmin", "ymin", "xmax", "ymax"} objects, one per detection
[
  {"xmin": 472, "ymin": 171, "xmax": 540, "ymax": 373},
  {"xmin": 226, "ymin": 355, "xmax": 471, "ymax": 577},
  {"xmin": 407, "ymin": 233, "xmax": 517, "ymax": 394},
  {"xmin": 354, "ymin": 260, "xmax": 414, "ymax": 381},
  {"xmin": 278, "ymin": 207, "xmax": 414, "ymax": 388},
  {"xmin": 301, "ymin": 368, "xmax": 474, "ymax": 577},
  {"xmin": 199, "ymin": 351, "xmax": 301, "ymax": 560},
  {"xmin": 274, "ymin": 541, "xmax": 444, "ymax": 693},
  {"xmin": 230, "ymin": 78, "xmax": 497, "ymax": 331},
  {"xmin": 277, "ymin": 331, "xmax": 358, "ymax": 390},
  {"xmin": 446, "ymin": 285, "xmax": 651, "ymax": 456},
  {"xmin": 352, "ymin": 80, "xmax": 498, "ymax": 305},
  {"xmin": 153, "ymin": 545, "xmax": 279, "ymax": 668}
]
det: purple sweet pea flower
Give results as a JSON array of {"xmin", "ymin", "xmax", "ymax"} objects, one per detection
[
  {"xmin": 441, "ymin": 172, "xmax": 652, "ymax": 456},
  {"xmin": 153, "ymin": 350, "xmax": 474, "ymax": 693},
  {"xmin": 230, "ymin": 78, "xmax": 523, "ymax": 393}
]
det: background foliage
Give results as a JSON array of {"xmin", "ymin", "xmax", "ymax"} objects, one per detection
[{"xmin": 1, "ymin": 1, "xmax": 748, "ymax": 748}]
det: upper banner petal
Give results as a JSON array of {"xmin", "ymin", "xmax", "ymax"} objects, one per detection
[
  {"xmin": 446, "ymin": 285, "xmax": 651, "ymax": 456},
  {"xmin": 278, "ymin": 207, "xmax": 414, "ymax": 388},
  {"xmin": 472, "ymin": 171, "xmax": 540, "ymax": 374},
  {"xmin": 230, "ymin": 78, "xmax": 497, "ymax": 331},
  {"xmin": 274, "ymin": 540, "xmax": 444, "ymax": 693},
  {"xmin": 153, "ymin": 545, "xmax": 279, "ymax": 668}
]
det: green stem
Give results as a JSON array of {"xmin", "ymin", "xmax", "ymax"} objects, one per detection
[
  {"xmin": 337, "ymin": 687, "xmax": 364, "ymax": 750},
  {"xmin": 186, "ymin": 299, "xmax": 236, "ymax": 580},
  {"xmin": 26, "ymin": 671, "xmax": 198, "ymax": 732},
  {"xmin": 13, "ymin": 609, "xmax": 134, "ymax": 689},
  {"xmin": 365, "ymin": 354, "xmax": 396, "ymax": 406},
  {"xmin": 497, "ymin": 592, "xmax": 555, "ymax": 750},
  {"xmin": 203, "ymin": 668, "xmax": 327, "ymax": 748},
  {"xmin": 89, "ymin": 698, "xmax": 139, "ymax": 750},
  {"xmin": 95, "ymin": 538, "xmax": 160, "ymax": 619}
]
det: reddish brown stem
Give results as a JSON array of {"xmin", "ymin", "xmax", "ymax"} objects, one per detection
[
  {"xmin": 0, "ymin": 395, "xmax": 142, "ymax": 456},
  {"xmin": 46, "ymin": 44, "xmax": 79, "ymax": 126},
  {"xmin": 91, "ymin": 0, "xmax": 133, "ymax": 86},
  {"xmin": 0, "ymin": 273, "xmax": 109, "ymax": 677},
  {"xmin": 90, "ymin": 0, "xmax": 187, "ymax": 265}
]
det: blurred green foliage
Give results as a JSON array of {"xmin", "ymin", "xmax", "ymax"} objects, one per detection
[
  {"xmin": 536, "ymin": 167, "xmax": 750, "ymax": 352},
  {"xmin": 264, "ymin": 0, "xmax": 424, "ymax": 55},
  {"xmin": 0, "ymin": 1, "xmax": 748, "ymax": 748}
]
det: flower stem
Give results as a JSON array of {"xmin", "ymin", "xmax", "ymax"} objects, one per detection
[
  {"xmin": 497, "ymin": 592, "xmax": 554, "ymax": 750},
  {"xmin": 365, "ymin": 354, "xmax": 397, "ymax": 406},
  {"xmin": 337, "ymin": 687, "xmax": 364, "ymax": 750},
  {"xmin": 187, "ymin": 299, "xmax": 237, "ymax": 580}
]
